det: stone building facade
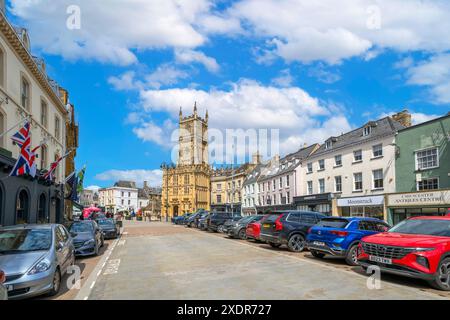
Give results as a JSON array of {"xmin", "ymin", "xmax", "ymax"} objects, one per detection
[{"xmin": 161, "ymin": 105, "xmax": 211, "ymax": 220}]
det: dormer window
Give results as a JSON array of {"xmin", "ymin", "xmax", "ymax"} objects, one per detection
[
  {"xmin": 363, "ymin": 126, "xmax": 372, "ymax": 136},
  {"xmin": 325, "ymin": 140, "xmax": 332, "ymax": 149}
]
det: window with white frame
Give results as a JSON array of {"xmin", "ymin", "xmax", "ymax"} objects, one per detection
[
  {"xmin": 286, "ymin": 175, "xmax": 290, "ymax": 187},
  {"xmin": 416, "ymin": 148, "xmax": 439, "ymax": 170},
  {"xmin": 335, "ymin": 176, "xmax": 342, "ymax": 193},
  {"xmin": 363, "ymin": 126, "xmax": 372, "ymax": 136},
  {"xmin": 325, "ymin": 140, "xmax": 332, "ymax": 149},
  {"xmin": 40, "ymin": 100, "xmax": 48, "ymax": 128},
  {"xmin": 307, "ymin": 181, "xmax": 313, "ymax": 195},
  {"xmin": 318, "ymin": 179, "xmax": 325, "ymax": 193},
  {"xmin": 272, "ymin": 180, "xmax": 276, "ymax": 190},
  {"xmin": 354, "ymin": 150, "xmax": 362, "ymax": 162},
  {"xmin": 307, "ymin": 162, "xmax": 313, "ymax": 173},
  {"xmin": 335, "ymin": 155, "xmax": 342, "ymax": 166},
  {"xmin": 372, "ymin": 144, "xmax": 383, "ymax": 158},
  {"xmin": 373, "ymin": 169, "xmax": 384, "ymax": 189},
  {"xmin": 354, "ymin": 173, "xmax": 363, "ymax": 191},
  {"xmin": 286, "ymin": 192, "xmax": 290, "ymax": 204},
  {"xmin": 279, "ymin": 177, "xmax": 283, "ymax": 189},
  {"xmin": 318, "ymin": 159, "xmax": 325, "ymax": 170},
  {"xmin": 21, "ymin": 76, "xmax": 30, "ymax": 110},
  {"xmin": 55, "ymin": 116, "xmax": 61, "ymax": 141},
  {"xmin": 417, "ymin": 178, "xmax": 439, "ymax": 191}
]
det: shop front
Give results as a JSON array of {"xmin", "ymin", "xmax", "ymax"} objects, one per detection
[
  {"xmin": 337, "ymin": 195, "xmax": 385, "ymax": 221},
  {"xmin": 294, "ymin": 193, "xmax": 334, "ymax": 215},
  {"xmin": 387, "ymin": 189, "xmax": 450, "ymax": 226}
]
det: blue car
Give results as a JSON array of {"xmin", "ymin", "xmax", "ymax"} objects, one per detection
[{"xmin": 306, "ymin": 217, "xmax": 390, "ymax": 266}]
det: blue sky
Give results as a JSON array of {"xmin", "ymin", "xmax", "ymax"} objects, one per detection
[{"xmin": 6, "ymin": 0, "xmax": 450, "ymax": 189}]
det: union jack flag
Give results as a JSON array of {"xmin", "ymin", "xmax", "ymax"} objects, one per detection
[
  {"xmin": 10, "ymin": 122, "xmax": 38, "ymax": 177},
  {"xmin": 43, "ymin": 151, "xmax": 71, "ymax": 181}
]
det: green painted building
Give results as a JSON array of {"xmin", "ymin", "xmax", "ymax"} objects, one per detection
[{"xmin": 387, "ymin": 113, "xmax": 450, "ymax": 225}]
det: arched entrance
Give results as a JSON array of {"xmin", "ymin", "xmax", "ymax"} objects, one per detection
[
  {"xmin": 38, "ymin": 193, "xmax": 47, "ymax": 224},
  {"xmin": 16, "ymin": 189, "xmax": 30, "ymax": 224},
  {"xmin": 173, "ymin": 205, "xmax": 179, "ymax": 217}
]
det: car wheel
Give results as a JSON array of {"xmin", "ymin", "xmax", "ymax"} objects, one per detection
[
  {"xmin": 238, "ymin": 229, "xmax": 247, "ymax": 240},
  {"xmin": 269, "ymin": 242, "xmax": 281, "ymax": 248},
  {"xmin": 311, "ymin": 251, "xmax": 325, "ymax": 259},
  {"xmin": 218, "ymin": 225, "xmax": 223, "ymax": 233},
  {"xmin": 429, "ymin": 257, "xmax": 450, "ymax": 291},
  {"xmin": 287, "ymin": 234, "xmax": 305, "ymax": 252},
  {"xmin": 47, "ymin": 268, "xmax": 61, "ymax": 297},
  {"xmin": 345, "ymin": 245, "xmax": 360, "ymax": 266},
  {"xmin": 101, "ymin": 237, "xmax": 104, "ymax": 248}
]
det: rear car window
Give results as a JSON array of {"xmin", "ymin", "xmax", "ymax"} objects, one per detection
[
  {"xmin": 300, "ymin": 213, "xmax": 319, "ymax": 224},
  {"xmin": 316, "ymin": 218, "xmax": 349, "ymax": 228},
  {"xmin": 265, "ymin": 214, "xmax": 283, "ymax": 222}
]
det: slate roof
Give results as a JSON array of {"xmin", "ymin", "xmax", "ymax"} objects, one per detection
[
  {"xmin": 114, "ymin": 181, "xmax": 137, "ymax": 189},
  {"xmin": 242, "ymin": 164, "xmax": 266, "ymax": 186},
  {"xmin": 309, "ymin": 116, "xmax": 405, "ymax": 159}
]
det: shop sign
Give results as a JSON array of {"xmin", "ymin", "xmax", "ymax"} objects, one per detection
[
  {"xmin": 387, "ymin": 190, "xmax": 450, "ymax": 207},
  {"xmin": 337, "ymin": 196, "xmax": 384, "ymax": 207}
]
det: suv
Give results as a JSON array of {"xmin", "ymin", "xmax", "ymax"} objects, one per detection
[
  {"xmin": 307, "ymin": 217, "xmax": 390, "ymax": 265},
  {"xmin": 228, "ymin": 215, "xmax": 265, "ymax": 239},
  {"xmin": 358, "ymin": 216, "xmax": 450, "ymax": 291},
  {"xmin": 208, "ymin": 212, "xmax": 242, "ymax": 232},
  {"xmin": 260, "ymin": 211, "xmax": 327, "ymax": 252},
  {"xmin": 198, "ymin": 212, "xmax": 212, "ymax": 230}
]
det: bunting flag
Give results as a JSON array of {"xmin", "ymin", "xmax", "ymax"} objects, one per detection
[
  {"xmin": 77, "ymin": 166, "xmax": 86, "ymax": 194},
  {"xmin": 43, "ymin": 151, "xmax": 71, "ymax": 181},
  {"xmin": 9, "ymin": 122, "xmax": 39, "ymax": 178}
]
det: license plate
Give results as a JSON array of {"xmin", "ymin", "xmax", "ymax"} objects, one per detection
[
  {"xmin": 6, "ymin": 285, "xmax": 13, "ymax": 292},
  {"xmin": 369, "ymin": 255, "xmax": 392, "ymax": 264},
  {"xmin": 313, "ymin": 241, "xmax": 325, "ymax": 246},
  {"xmin": 263, "ymin": 224, "xmax": 271, "ymax": 228}
]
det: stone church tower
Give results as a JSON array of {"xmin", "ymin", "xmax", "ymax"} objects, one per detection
[{"xmin": 161, "ymin": 103, "xmax": 211, "ymax": 220}]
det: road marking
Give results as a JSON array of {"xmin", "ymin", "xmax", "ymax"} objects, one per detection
[
  {"xmin": 118, "ymin": 240, "xmax": 126, "ymax": 246},
  {"xmin": 90, "ymin": 281, "xmax": 96, "ymax": 289},
  {"xmin": 103, "ymin": 259, "xmax": 121, "ymax": 275},
  {"xmin": 189, "ymin": 228, "xmax": 446, "ymax": 299}
]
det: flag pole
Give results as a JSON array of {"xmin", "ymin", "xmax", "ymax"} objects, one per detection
[{"xmin": 0, "ymin": 115, "xmax": 31, "ymax": 139}]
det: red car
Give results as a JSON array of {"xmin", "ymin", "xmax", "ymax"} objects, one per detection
[
  {"xmin": 246, "ymin": 216, "xmax": 268, "ymax": 241},
  {"xmin": 358, "ymin": 216, "xmax": 450, "ymax": 290}
]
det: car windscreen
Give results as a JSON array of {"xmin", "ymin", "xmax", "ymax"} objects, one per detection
[
  {"xmin": 0, "ymin": 229, "xmax": 52, "ymax": 253},
  {"xmin": 70, "ymin": 223, "xmax": 93, "ymax": 233},
  {"xmin": 389, "ymin": 219, "xmax": 450, "ymax": 237},
  {"xmin": 98, "ymin": 220, "xmax": 114, "ymax": 227},
  {"xmin": 316, "ymin": 218, "xmax": 349, "ymax": 228},
  {"xmin": 238, "ymin": 216, "xmax": 254, "ymax": 224}
]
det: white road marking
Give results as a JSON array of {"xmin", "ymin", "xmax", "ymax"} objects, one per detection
[
  {"xmin": 90, "ymin": 281, "xmax": 96, "ymax": 289},
  {"xmin": 118, "ymin": 240, "xmax": 126, "ymax": 246}
]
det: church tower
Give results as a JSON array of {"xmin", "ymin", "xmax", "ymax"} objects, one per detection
[{"xmin": 161, "ymin": 103, "xmax": 211, "ymax": 220}]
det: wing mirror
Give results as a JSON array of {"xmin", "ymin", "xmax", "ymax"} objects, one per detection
[
  {"xmin": 56, "ymin": 241, "xmax": 64, "ymax": 251},
  {"xmin": 70, "ymin": 231, "xmax": 78, "ymax": 238}
]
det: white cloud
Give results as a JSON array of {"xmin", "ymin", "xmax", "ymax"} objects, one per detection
[
  {"xmin": 380, "ymin": 111, "xmax": 442, "ymax": 126},
  {"xmin": 136, "ymin": 79, "xmax": 352, "ymax": 155},
  {"xmin": 132, "ymin": 119, "xmax": 176, "ymax": 147},
  {"xmin": 175, "ymin": 49, "xmax": 220, "ymax": 73},
  {"xmin": 271, "ymin": 69, "xmax": 294, "ymax": 87},
  {"xmin": 10, "ymin": 0, "xmax": 213, "ymax": 65},
  {"xmin": 145, "ymin": 64, "xmax": 190, "ymax": 89},
  {"xmin": 405, "ymin": 54, "xmax": 450, "ymax": 104},
  {"xmin": 108, "ymin": 71, "xmax": 141, "ymax": 91},
  {"xmin": 95, "ymin": 169, "xmax": 163, "ymax": 187},
  {"xmin": 229, "ymin": 0, "xmax": 450, "ymax": 64},
  {"xmin": 308, "ymin": 64, "xmax": 341, "ymax": 84}
]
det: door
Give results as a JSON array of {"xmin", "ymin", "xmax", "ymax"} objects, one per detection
[
  {"xmin": 54, "ymin": 226, "xmax": 69, "ymax": 273},
  {"xmin": 58, "ymin": 225, "xmax": 72, "ymax": 272},
  {"xmin": 173, "ymin": 206, "xmax": 179, "ymax": 217}
]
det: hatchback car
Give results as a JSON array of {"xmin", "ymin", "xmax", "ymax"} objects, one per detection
[
  {"xmin": 69, "ymin": 221, "xmax": 104, "ymax": 256},
  {"xmin": 358, "ymin": 216, "xmax": 450, "ymax": 291},
  {"xmin": 228, "ymin": 215, "xmax": 266, "ymax": 239},
  {"xmin": 260, "ymin": 211, "xmax": 327, "ymax": 252},
  {"xmin": 307, "ymin": 217, "xmax": 390, "ymax": 265},
  {"xmin": 97, "ymin": 219, "xmax": 120, "ymax": 239},
  {"xmin": 0, "ymin": 224, "xmax": 75, "ymax": 299},
  {"xmin": 0, "ymin": 269, "xmax": 7, "ymax": 300}
]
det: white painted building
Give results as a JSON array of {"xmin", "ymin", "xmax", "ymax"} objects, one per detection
[
  {"xmin": 99, "ymin": 181, "xmax": 138, "ymax": 214},
  {"xmin": 294, "ymin": 112, "xmax": 410, "ymax": 220}
]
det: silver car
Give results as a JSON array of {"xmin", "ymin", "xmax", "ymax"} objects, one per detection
[{"xmin": 0, "ymin": 224, "xmax": 75, "ymax": 300}]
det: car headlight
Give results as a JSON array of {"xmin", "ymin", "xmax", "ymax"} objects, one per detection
[
  {"xmin": 84, "ymin": 239, "xmax": 95, "ymax": 246},
  {"xmin": 28, "ymin": 259, "xmax": 52, "ymax": 275}
]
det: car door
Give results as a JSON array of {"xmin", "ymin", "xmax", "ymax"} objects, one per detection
[
  {"xmin": 54, "ymin": 226, "xmax": 68, "ymax": 272},
  {"xmin": 57, "ymin": 225, "xmax": 73, "ymax": 273},
  {"xmin": 299, "ymin": 213, "xmax": 319, "ymax": 234}
]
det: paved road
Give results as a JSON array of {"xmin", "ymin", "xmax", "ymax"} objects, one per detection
[{"xmin": 70, "ymin": 221, "xmax": 450, "ymax": 300}]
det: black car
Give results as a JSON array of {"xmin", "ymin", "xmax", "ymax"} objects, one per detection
[
  {"xmin": 226, "ymin": 215, "xmax": 266, "ymax": 239},
  {"xmin": 208, "ymin": 212, "xmax": 242, "ymax": 232},
  {"xmin": 69, "ymin": 221, "xmax": 104, "ymax": 256},
  {"xmin": 259, "ymin": 211, "xmax": 327, "ymax": 252},
  {"xmin": 97, "ymin": 219, "xmax": 120, "ymax": 239},
  {"xmin": 198, "ymin": 213, "xmax": 211, "ymax": 230}
]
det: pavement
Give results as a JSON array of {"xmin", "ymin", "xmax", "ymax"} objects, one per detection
[{"xmin": 45, "ymin": 220, "xmax": 450, "ymax": 300}]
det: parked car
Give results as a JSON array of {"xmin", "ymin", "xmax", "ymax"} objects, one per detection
[
  {"xmin": 208, "ymin": 212, "xmax": 242, "ymax": 232},
  {"xmin": 306, "ymin": 217, "xmax": 390, "ymax": 265},
  {"xmin": 0, "ymin": 269, "xmax": 7, "ymax": 300},
  {"xmin": 358, "ymin": 216, "xmax": 450, "ymax": 291},
  {"xmin": 198, "ymin": 213, "xmax": 212, "ymax": 230},
  {"xmin": 246, "ymin": 217, "xmax": 267, "ymax": 242},
  {"xmin": 185, "ymin": 212, "xmax": 200, "ymax": 228},
  {"xmin": 173, "ymin": 213, "xmax": 192, "ymax": 225},
  {"xmin": 97, "ymin": 219, "xmax": 120, "ymax": 239},
  {"xmin": 69, "ymin": 221, "xmax": 104, "ymax": 257},
  {"xmin": 260, "ymin": 211, "xmax": 327, "ymax": 252},
  {"xmin": 187, "ymin": 211, "xmax": 209, "ymax": 228},
  {"xmin": 0, "ymin": 224, "xmax": 75, "ymax": 299},
  {"xmin": 227, "ymin": 215, "xmax": 266, "ymax": 239}
]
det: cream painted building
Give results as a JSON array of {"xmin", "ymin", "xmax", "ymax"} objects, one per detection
[
  {"xmin": 294, "ymin": 112, "xmax": 411, "ymax": 220},
  {"xmin": 99, "ymin": 181, "xmax": 139, "ymax": 214}
]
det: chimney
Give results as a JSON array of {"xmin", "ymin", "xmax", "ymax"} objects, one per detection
[
  {"xmin": 252, "ymin": 152, "xmax": 262, "ymax": 165},
  {"xmin": 144, "ymin": 181, "xmax": 148, "ymax": 189},
  {"xmin": 391, "ymin": 109, "xmax": 412, "ymax": 128}
]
